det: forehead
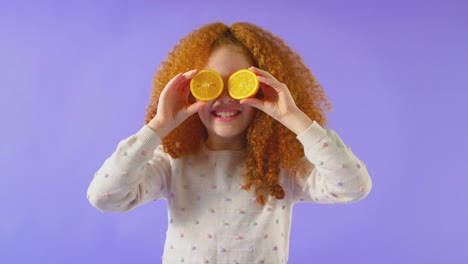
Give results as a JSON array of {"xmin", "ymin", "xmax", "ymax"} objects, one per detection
[{"xmin": 204, "ymin": 46, "xmax": 253, "ymax": 77}]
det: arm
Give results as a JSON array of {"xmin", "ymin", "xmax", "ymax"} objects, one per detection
[
  {"xmin": 241, "ymin": 66, "xmax": 372, "ymax": 204},
  {"xmin": 291, "ymin": 121, "xmax": 372, "ymax": 204},
  {"xmin": 87, "ymin": 125, "xmax": 171, "ymax": 212},
  {"xmin": 88, "ymin": 69, "xmax": 205, "ymax": 212}
]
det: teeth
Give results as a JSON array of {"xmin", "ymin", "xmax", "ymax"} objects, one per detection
[{"xmin": 215, "ymin": 111, "xmax": 238, "ymax": 118}]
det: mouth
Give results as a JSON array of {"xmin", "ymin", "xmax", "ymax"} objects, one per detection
[{"xmin": 211, "ymin": 109, "xmax": 241, "ymax": 121}]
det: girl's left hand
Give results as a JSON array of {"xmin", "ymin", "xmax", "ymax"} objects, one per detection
[{"xmin": 240, "ymin": 66, "xmax": 313, "ymax": 135}]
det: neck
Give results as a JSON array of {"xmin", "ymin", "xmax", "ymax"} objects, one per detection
[{"xmin": 204, "ymin": 134, "xmax": 246, "ymax": 151}]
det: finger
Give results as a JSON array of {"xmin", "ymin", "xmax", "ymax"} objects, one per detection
[
  {"xmin": 239, "ymin": 98, "xmax": 264, "ymax": 111},
  {"xmin": 249, "ymin": 66, "xmax": 278, "ymax": 81},
  {"xmin": 170, "ymin": 69, "xmax": 197, "ymax": 88},
  {"xmin": 182, "ymin": 69, "xmax": 198, "ymax": 79},
  {"xmin": 162, "ymin": 72, "xmax": 190, "ymax": 96},
  {"xmin": 166, "ymin": 73, "xmax": 184, "ymax": 89},
  {"xmin": 178, "ymin": 69, "xmax": 199, "ymax": 91},
  {"xmin": 186, "ymin": 100, "xmax": 207, "ymax": 116},
  {"xmin": 257, "ymin": 76, "xmax": 285, "ymax": 93}
]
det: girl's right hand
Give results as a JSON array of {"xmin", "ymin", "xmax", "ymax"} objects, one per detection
[{"xmin": 147, "ymin": 69, "xmax": 206, "ymax": 138}]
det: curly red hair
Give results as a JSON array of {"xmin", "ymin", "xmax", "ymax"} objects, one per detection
[{"xmin": 144, "ymin": 22, "xmax": 333, "ymax": 206}]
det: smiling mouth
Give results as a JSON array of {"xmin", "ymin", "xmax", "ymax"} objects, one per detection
[{"xmin": 211, "ymin": 110, "xmax": 240, "ymax": 118}]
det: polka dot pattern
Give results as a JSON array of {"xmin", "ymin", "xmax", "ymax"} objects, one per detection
[{"xmin": 88, "ymin": 123, "xmax": 371, "ymax": 263}]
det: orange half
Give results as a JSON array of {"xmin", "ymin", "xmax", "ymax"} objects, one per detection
[
  {"xmin": 228, "ymin": 69, "xmax": 259, "ymax": 100},
  {"xmin": 190, "ymin": 70, "xmax": 224, "ymax": 101}
]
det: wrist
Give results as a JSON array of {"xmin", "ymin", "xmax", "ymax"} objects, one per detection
[
  {"xmin": 281, "ymin": 109, "xmax": 313, "ymax": 135},
  {"xmin": 147, "ymin": 118, "xmax": 172, "ymax": 139}
]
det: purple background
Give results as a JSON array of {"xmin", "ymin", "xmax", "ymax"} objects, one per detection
[{"xmin": 1, "ymin": 0, "xmax": 467, "ymax": 263}]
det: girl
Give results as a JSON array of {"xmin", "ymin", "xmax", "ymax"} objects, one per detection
[{"xmin": 87, "ymin": 22, "xmax": 372, "ymax": 264}]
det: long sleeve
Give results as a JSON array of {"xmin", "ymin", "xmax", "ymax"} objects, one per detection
[
  {"xmin": 290, "ymin": 121, "xmax": 372, "ymax": 204},
  {"xmin": 87, "ymin": 125, "xmax": 171, "ymax": 212}
]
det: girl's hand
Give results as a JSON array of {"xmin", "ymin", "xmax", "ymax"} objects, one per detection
[
  {"xmin": 148, "ymin": 69, "xmax": 207, "ymax": 138},
  {"xmin": 240, "ymin": 66, "xmax": 313, "ymax": 135}
]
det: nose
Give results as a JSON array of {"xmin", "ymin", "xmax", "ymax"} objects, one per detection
[{"xmin": 216, "ymin": 85, "xmax": 235, "ymax": 103}]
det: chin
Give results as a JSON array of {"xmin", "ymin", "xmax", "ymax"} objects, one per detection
[{"xmin": 212, "ymin": 128, "xmax": 245, "ymax": 139}]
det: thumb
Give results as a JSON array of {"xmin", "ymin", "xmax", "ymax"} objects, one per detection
[
  {"xmin": 240, "ymin": 98, "xmax": 264, "ymax": 111},
  {"xmin": 186, "ymin": 100, "xmax": 207, "ymax": 116}
]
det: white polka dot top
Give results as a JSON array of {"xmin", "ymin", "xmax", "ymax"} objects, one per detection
[{"xmin": 87, "ymin": 121, "xmax": 372, "ymax": 264}]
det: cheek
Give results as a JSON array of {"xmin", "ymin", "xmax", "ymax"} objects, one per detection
[{"xmin": 243, "ymin": 107, "xmax": 256, "ymax": 122}]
